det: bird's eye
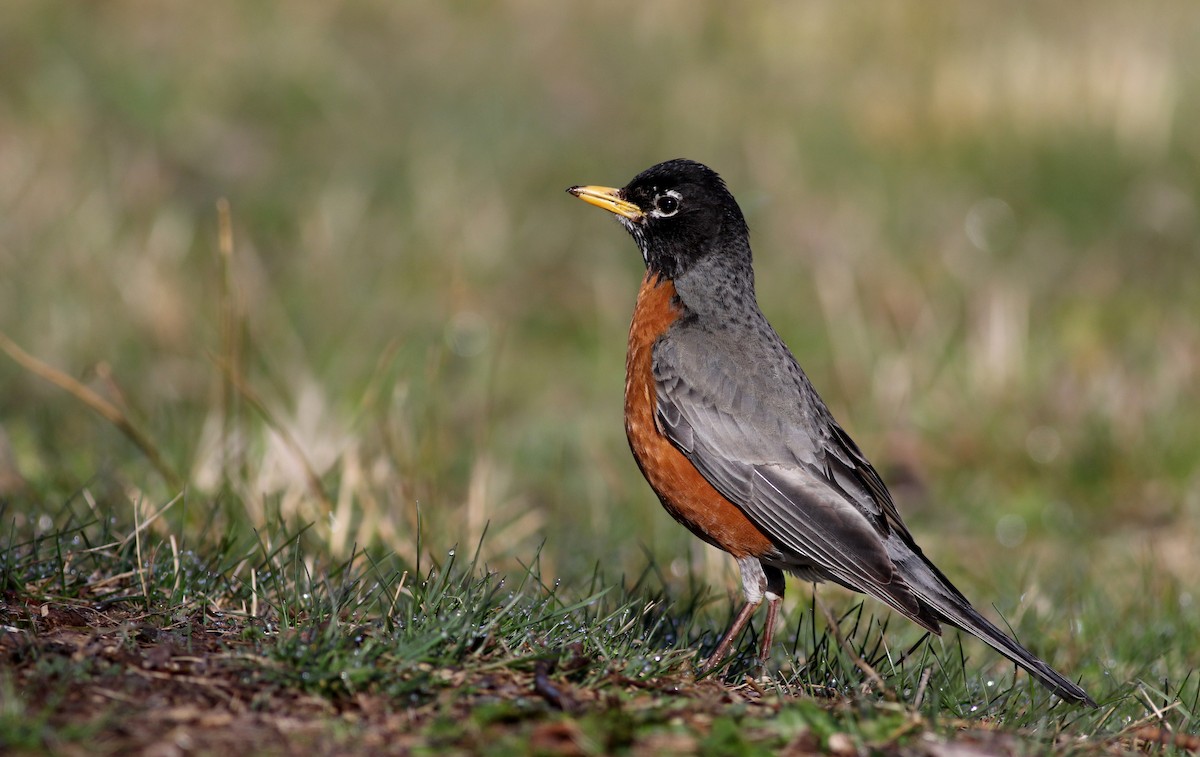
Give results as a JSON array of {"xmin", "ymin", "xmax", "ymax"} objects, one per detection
[{"xmin": 654, "ymin": 192, "xmax": 681, "ymax": 217}]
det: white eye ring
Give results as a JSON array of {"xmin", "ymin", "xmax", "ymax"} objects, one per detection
[{"xmin": 649, "ymin": 190, "xmax": 682, "ymax": 218}]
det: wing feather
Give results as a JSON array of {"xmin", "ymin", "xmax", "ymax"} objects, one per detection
[{"xmin": 652, "ymin": 327, "xmax": 926, "ymax": 619}]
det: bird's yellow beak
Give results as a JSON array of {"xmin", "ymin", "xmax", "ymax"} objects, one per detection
[{"xmin": 566, "ymin": 185, "xmax": 644, "ymax": 221}]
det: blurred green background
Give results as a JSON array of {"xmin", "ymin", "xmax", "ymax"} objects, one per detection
[{"xmin": 1, "ymin": 2, "xmax": 1198, "ymax": 608}]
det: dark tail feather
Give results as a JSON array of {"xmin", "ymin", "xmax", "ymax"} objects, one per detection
[
  {"xmin": 937, "ymin": 593, "xmax": 1096, "ymax": 706},
  {"xmin": 893, "ymin": 549, "xmax": 1096, "ymax": 707}
]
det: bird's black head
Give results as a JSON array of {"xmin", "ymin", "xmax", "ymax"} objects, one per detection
[{"xmin": 568, "ymin": 159, "xmax": 750, "ymax": 281}]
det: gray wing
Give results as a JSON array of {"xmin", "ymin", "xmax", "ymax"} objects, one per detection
[{"xmin": 653, "ymin": 325, "xmax": 932, "ymax": 625}]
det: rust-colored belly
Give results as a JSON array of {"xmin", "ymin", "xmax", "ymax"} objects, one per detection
[{"xmin": 624, "ymin": 273, "xmax": 775, "ymax": 559}]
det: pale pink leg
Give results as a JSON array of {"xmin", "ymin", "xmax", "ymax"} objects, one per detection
[{"xmin": 700, "ymin": 598, "xmax": 761, "ymax": 673}]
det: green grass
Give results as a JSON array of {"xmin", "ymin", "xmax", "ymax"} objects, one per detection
[
  {"xmin": 2, "ymin": 1, "xmax": 1200, "ymax": 753},
  {"xmin": 2, "ymin": 497, "xmax": 1197, "ymax": 753}
]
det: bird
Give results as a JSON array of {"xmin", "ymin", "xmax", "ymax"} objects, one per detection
[{"xmin": 566, "ymin": 159, "xmax": 1095, "ymax": 707}]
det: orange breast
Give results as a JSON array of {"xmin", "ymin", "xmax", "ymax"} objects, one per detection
[{"xmin": 624, "ymin": 273, "xmax": 776, "ymax": 559}]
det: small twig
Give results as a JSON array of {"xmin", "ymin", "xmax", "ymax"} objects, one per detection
[
  {"xmin": 0, "ymin": 329, "xmax": 183, "ymax": 492},
  {"xmin": 913, "ymin": 666, "xmax": 932, "ymax": 710},
  {"xmin": 745, "ymin": 675, "xmax": 767, "ymax": 698},
  {"xmin": 1135, "ymin": 683, "xmax": 1178, "ymax": 723},
  {"xmin": 82, "ymin": 569, "xmax": 143, "ymax": 589},
  {"xmin": 387, "ymin": 570, "xmax": 409, "ymax": 624},
  {"xmin": 91, "ymin": 687, "xmax": 140, "ymax": 704},
  {"xmin": 814, "ymin": 592, "xmax": 895, "ymax": 700},
  {"xmin": 81, "ymin": 492, "xmax": 184, "ymax": 554}
]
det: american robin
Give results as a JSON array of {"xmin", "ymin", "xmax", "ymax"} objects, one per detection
[{"xmin": 567, "ymin": 159, "xmax": 1095, "ymax": 706}]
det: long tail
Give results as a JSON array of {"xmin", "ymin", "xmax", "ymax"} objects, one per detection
[{"xmin": 890, "ymin": 546, "xmax": 1097, "ymax": 707}]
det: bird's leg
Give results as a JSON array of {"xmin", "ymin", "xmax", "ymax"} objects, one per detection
[
  {"xmin": 699, "ymin": 557, "xmax": 770, "ymax": 674},
  {"xmin": 700, "ymin": 597, "xmax": 761, "ymax": 673},
  {"xmin": 756, "ymin": 565, "xmax": 787, "ymax": 670},
  {"xmin": 756, "ymin": 595, "xmax": 781, "ymax": 669}
]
